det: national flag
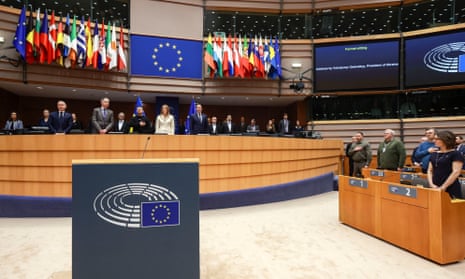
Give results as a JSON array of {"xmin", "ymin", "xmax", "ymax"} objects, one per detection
[
  {"xmin": 222, "ymin": 35, "xmax": 230, "ymax": 77},
  {"xmin": 241, "ymin": 35, "xmax": 251, "ymax": 77},
  {"xmin": 264, "ymin": 37, "xmax": 271, "ymax": 74},
  {"xmin": 85, "ymin": 17, "xmax": 93, "ymax": 67},
  {"xmin": 269, "ymin": 37, "xmax": 282, "ymax": 79},
  {"xmin": 213, "ymin": 35, "xmax": 223, "ymax": 77},
  {"xmin": 13, "ymin": 6, "xmax": 27, "ymax": 60},
  {"xmin": 92, "ymin": 20, "xmax": 99, "ymax": 68},
  {"xmin": 65, "ymin": 15, "xmax": 77, "ymax": 68},
  {"xmin": 117, "ymin": 24, "xmax": 127, "ymax": 71},
  {"xmin": 77, "ymin": 16, "xmax": 87, "ymax": 67},
  {"xmin": 25, "ymin": 5, "xmax": 35, "ymax": 63},
  {"xmin": 233, "ymin": 36, "xmax": 243, "ymax": 78},
  {"xmin": 255, "ymin": 36, "xmax": 265, "ymax": 78},
  {"xmin": 47, "ymin": 11, "xmax": 57, "ymax": 64},
  {"xmin": 33, "ymin": 8, "xmax": 41, "ymax": 62},
  {"xmin": 185, "ymin": 97, "xmax": 196, "ymax": 134},
  {"xmin": 98, "ymin": 19, "xmax": 107, "ymax": 70},
  {"xmin": 130, "ymin": 35, "xmax": 203, "ymax": 79},
  {"xmin": 133, "ymin": 96, "xmax": 145, "ymax": 117},
  {"xmin": 269, "ymin": 37, "xmax": 276, "ymax": 77},
  {"xmin": 39, "ymin": 9, "xmax": 49, "ymax": 63},
  {"xmin": 104, "ymin": 21, "xmax": 112, "ymax": 70},
  {"xmin": 248, "ymin": 36, "xmax": 255, "ymax": 75},
  {"xmin": 55, "ymin": 16, "xmax": 64, "ymax": 65},
  {"xmin": 227, "ymin": 35, "xmax": 234, "ymax": 77},
  {"xmin": 107, "ymin": 22, "xmax": 118, "ymax": 70},
  {"xmin": 141, "ymin": 200, "xmax": 180, "ymax": 228},
  {"xmin": 204, "ymin": 33, "xmax": 216, "ymax": 77},
  {"xmin": 62, "ymin": 14, "xmax": 70, "ymax": 58}
]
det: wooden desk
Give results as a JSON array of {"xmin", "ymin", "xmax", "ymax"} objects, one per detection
[
  {"xmin": 339, "ymin": 175, "xmax": 465, "ymax": 264},
  {"xmin": 0, "ymin": 135, "xmax": 343, "ymax": 197}
]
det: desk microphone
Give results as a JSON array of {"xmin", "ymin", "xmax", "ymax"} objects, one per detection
[{"xmin": 141, "ymin": 136, "xmax": 151, "ymax": 159}]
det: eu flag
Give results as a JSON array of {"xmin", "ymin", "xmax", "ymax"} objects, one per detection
[
  {"xmin": 141, "ymin": 200, "xmax": 180, "ymax": 228},
  {"xmin": 131, "ymin": 35, "xmax": 203, "ymax": 79}
]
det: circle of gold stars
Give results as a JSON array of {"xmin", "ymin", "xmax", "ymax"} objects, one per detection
[
  {"xmin": 151, "ymin": 204, "xmax": 172, "ymax": 224},
  {"xmin": 152, "ymin": 42, "xmax": 183, "ymax": 74}
]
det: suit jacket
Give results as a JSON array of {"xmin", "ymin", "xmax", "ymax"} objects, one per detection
[
  {"xmin": 91, "ymin": 107, "xmax": 114, "ymax": 133},
  {"xmin": 239, "ymin": 122, "xmax": 247, "ymax": 133},
  {"xmin": 49, "ymin": 111, "xmax": 73, "ymax": 134},
  {"xmin": 246, "ymin": 124, "xmax": 260, "ymax": 132},
  {"xmin": 278, "ymin": 119, "xmax": 292, "ymax": 134},
  {"xmin": 114, "ymin": 120, "xmax": 128, "ymax": 133},
  {"xmin": 4, "ymin": 120, "xmax": 24, "ymax": 130},
  {"xmin": 38, "ymin": 118, "xmax": 50, "ymax": 127},
  {"xmin": 221, "ymin": 121, "xmax": 236, "ymax": 134},
  {"xmin": 190, "ymin": 113, "xmax": 208, "ymax": 134},
  {"xmin": 209, "ymin": 123, "xmax": 222, "ymax": 135}
]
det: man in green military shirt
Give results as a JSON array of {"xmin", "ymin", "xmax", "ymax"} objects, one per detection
[
  {"xmin": 348, "ymin": 131, "xmax": 372, "ymax": 177},
  {"xmin": 377, "ymin": 129, "xmax": 406, "ymax": 171}
]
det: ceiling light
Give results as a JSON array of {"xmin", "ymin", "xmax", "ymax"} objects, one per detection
[{"xmin": 292, "ymin": 63, "xmax": 302, "ymax": 68}]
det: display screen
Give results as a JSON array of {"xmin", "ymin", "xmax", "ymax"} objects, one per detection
[
  {"xmin": 405, "ymin": 30, "xmax": 465, "ymax": 87},
  {"xmin": 314, "ymin": 40, "xmax": 399, "ymax": 92}
]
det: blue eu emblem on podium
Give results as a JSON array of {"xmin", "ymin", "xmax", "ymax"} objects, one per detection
[{"xmin": 141, "ymin": 200, "xmax": 180, "ymax": 228}]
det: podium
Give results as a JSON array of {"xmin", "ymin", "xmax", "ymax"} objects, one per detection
[{"xmin": 72, "ymin": 159, "xmax": 199, "ymax": 279}]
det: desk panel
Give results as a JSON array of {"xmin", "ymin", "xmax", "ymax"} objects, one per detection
[{"xmin": 0, "ymin": 135, "xmax": 343, "ymax": 197}]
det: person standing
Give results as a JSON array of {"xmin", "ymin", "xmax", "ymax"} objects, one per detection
[
  {"xmin": 348, "ymin": 132, "xmax": 372, "ymax": 177},
  {"xmin": 155, "ymin": 104, "xmax": 175, "ymax": 135},
  {"xmin": 114, "ymin": 112, "xmax": 128, "ymax": 133},
  {"xmin": 91, "ymin": 97, "xmax": 114, "ymax": 134},
  {"xmin": 127, "ymin": 107, "xmax": 153, "ymax": 134},
  {"xmin": 4, "ymin": 112, "xmax": 24, "ymax": 132},
  {"xmin": 49, "ymin": 100, "xmax": 73, "ymax": 134},
  {"xmin": 221, "ymin": 114, "xmax": 236, "ymax": 134},
  {"xmin": 427, "ymin": 130, "xmax": 464, "ymax": 199},
  {"xmin": 38, "ymin": 109, "xmax": 50, "ymax": 127},
  {"xmin": 208, "ymin": 116, "xmax": 221, "ymax": 135},
  {"xmin": 456, "ymin": 135, "xmax": 465, "ymax": 170},
  {"xmin": 71, "ymin": 113, "xmax": 83, "ymax": 130},
  {"xmin": 190, "ymin": 104, "xmax": 208, "ymax": 134},
  {"xmin": 413, "ymin": 128, "xmax": 437, "ymax": 173},
  {"xmin": 377, "ymin": 129, "xmax": 406, "ymax": 171},
  {"xmin": 239, "ymin": 116, "xmax": 247, "ymax": 133},
  {"xmin": 246, "ymin": 118, "xmax": 260, "ymax": 132},
  {"xmin": 345, "ymin": 136, "xmax": 356, "ymax": 176},
  {"xmin": 278, "ymin": 113, "xmax": 292, "ymax": 135}
]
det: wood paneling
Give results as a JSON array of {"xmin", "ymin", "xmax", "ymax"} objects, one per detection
[
  {"xmin": 339, "ymin": 175, "xmax": 465, "ymax": 264},
  {"xmin": 0, "ymin": 135, "xmax": 343, "ymax": 197}
]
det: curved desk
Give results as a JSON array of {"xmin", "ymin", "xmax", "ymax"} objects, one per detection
[{"xmin": 0, "ymin": 135, "xmax": 343, "ymax": 197}]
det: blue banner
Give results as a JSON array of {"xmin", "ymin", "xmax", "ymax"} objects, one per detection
[{"xmin": 131, "ymin": 35, "xmax": 203, "ymax": 79}]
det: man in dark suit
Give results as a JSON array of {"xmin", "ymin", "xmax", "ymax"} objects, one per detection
[
  {"xmin": 222, "ymin": 114, "xmax": 236, "ymax": 134},
  {"xmin": 49, "ymin": 100, "xmax": 73, "ymax": 134},
  {"xmin": 208, "ymin": 116, "xmax": 221, "ymax": 135},
  {"xmin": 91, "ymin": 97, "xmax": 114, "ymax": 134},
  {"xmin": 127, "ymin": 106, "xmax": 153, "ymax": 134},
  {"xmin": 278, "ymin": 113, "xmax": 292, "ymax": 135},
  {"xmin": 114, "ymin": 112, "xmax": 128, "ymax": 133},
  {"xmin": 190, "ymin": 104, "xmax": 208, "ymax": 134},
  {"xmin": 239, "ymin": 116, "xmax": 247, "ymax": 133}
]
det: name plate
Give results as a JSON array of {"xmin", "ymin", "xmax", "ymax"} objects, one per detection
[
  {"xmin": 370, "ymin": 170, "xmax": 385, "ymax": 177},
  {"xmin": 400, "ymin": 173, "xmax": 417, "ymax": 181},
  {"xmin": 349, "ymin": 178, "xmax": 368, "ymax": 189},
  {"xmin": 388, "ymin": 184, "xmax": 417, "ymax": 198}
]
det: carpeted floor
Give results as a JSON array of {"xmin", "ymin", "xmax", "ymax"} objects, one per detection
[{"xmin": 0, "ymin": 192, "xmax": 463, "ymax": 279}]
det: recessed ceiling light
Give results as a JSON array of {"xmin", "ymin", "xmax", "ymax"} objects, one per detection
[
  {"xmin": 72, "ymin": 89, "xmax": 77, "ymax": 92},
  {"xmin": 36, "ymin": 86, "xmax": 43, "ymax": 90}
]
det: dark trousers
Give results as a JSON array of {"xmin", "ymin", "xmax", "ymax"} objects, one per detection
[{"xmin": 352, "ymin": 161, "xmax": 366, "ymax": 178}]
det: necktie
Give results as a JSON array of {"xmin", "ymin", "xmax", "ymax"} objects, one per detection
[
  {"xmin": 60, "ymin": 112, "xmax": 63, "ymax": 118},
  {"xmin": 198, "ymin": 114, "xmax": 202, "ymax": 123},
  {"xmin": 10, "ymin": 122, "xmax": 14, "ymax": 130},
  {"xmin": 103, "ymin": 109, "xmax": 107, "ymax": 118}
]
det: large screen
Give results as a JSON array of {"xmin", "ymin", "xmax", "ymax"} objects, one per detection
[
  {"xmin": 314, "ymin": 40, "xmax": 399, "ymax": 92},
  {"xmin": 405, "ymin": 30, "xmax": 465, "ymax": 88}
]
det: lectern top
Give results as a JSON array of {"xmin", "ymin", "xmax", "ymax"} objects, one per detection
[{"xmin": 72, "ymin": 158, "xmax": 200, "ymax": 165}]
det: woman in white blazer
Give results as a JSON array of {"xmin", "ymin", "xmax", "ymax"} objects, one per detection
[{"xmin": 155, "ymin": 104, "xmax": 175, "ymax": 135}]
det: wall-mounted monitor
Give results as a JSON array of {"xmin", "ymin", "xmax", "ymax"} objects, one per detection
[
  {"xmin": 405, "ymin": 30, "xmax": 465, "ymax": 88},
  {"xmin": 314, "ymin": 40, "xmax": 400, "ymax": 92}
]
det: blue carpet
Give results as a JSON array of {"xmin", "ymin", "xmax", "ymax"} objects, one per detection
[{"xmin": 0, "ymin": 172, "xmax": 336, "ymax": 217}]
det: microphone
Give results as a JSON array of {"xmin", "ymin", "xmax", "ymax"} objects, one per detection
[{"xmin": 141, "ymin": 136, "xmax": 151, "ymax": 159}]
